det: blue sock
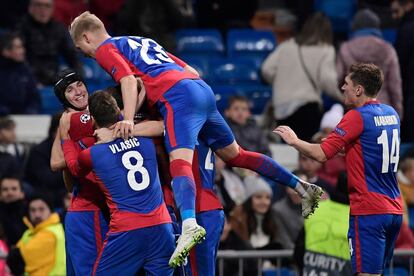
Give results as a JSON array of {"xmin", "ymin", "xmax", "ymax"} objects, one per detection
[{"xmin": 172, "ymin": 176, "xmax": 196, "ymax": 221}]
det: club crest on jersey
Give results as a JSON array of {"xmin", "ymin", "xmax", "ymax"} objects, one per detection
[
  {"xmin": 334, "ymin": 127, "xmax": 346, "ymax": 137},
  {"xmin": 80, "ymin": 114, "xmax": 91, "ymax": 124}
]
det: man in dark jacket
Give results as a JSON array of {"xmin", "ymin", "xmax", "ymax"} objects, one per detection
[
  {"xmin": 393, "ymin": 0, "xmax": 414, "ymax": 142},
  {"xmin": 225, "ymin": 95, "xmax": 271, "ymax": 156},
  {"xmin": 0, "ymin": 32, "xmax": 41, "ymax": 115},
  {"xmin": 15, "ymin": 0, "xmax": 82, "ymax": 86}
]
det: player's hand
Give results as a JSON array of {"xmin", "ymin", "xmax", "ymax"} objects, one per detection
[
  {"xmin": 273, "ymin": 125, "xmax": 298, "ymax": 146},
  {"xmin": 94, "ymin": 126, "xmax": 116, "ymax": 144},
  {"xmin": 59, "ymin": 111, "xmax": 74, "ymax": 140},
  {"xmin": 113, "ymin": 119, "xmax": 134, "ymax": 140}
]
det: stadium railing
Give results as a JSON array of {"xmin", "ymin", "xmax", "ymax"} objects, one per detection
[{"xmin": 216, "ymin": 249, "xmax": 414, "ymax": 276}]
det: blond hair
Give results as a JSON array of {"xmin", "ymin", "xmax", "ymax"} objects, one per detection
[{"xmin": 69, "ymin": 11, "xmax": 106, "ymax": 42}]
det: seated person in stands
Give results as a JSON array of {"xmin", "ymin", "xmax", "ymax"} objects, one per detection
[
  {"xmin": 225, "ymin": 95, "xmax": 271, "ymax": 156},
  {"xmin": 0, "ymin": 32, "xmax": 40, "ymax": 115}
]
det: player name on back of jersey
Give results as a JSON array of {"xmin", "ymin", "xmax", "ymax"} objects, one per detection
[
  {"xmin": 109, "ymin": 137, "xmax": 140, "ymax": 154},
  {"xmin": 374, "ymin": 115, "xmax": 398, "ymax": 127}
]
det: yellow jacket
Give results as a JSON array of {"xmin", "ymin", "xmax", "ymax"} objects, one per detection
[{"xmin": 17, "ymin": 213, "xmax": 66, "ymax": 276}]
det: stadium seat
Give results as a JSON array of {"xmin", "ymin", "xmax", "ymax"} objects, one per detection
[
  {"xmin": 210, "ymin": 58, "xmax": 260, "ymax": 85},
  {"xmin": 81, "ymin": 57, "xmax": 115, "ymax": 92},
  {"xmin": 383, "ymin": 267, "xmax": 409, "ymax": 276},
  {"xmin": 236, "ymin": 85, "xmax": 272, "ymax": 115},
  {"xmin": 314, "ymin": 0, "xmax": 357, "ymax": 32},
  {"xmin": 226, "ymin": 29, "xmax": 276, "ymax": 68},
  {"xmin": 39, "ymin": 86, "xmax": 62, "ymax": 115},
  {"xmin": 175, "ymin": 29, "xmax": 225, "ymax": 58},
  {"xmin": 382, "ymin": 28, "xmax": 397, "ymax": 45},
  {"xmin": 262, "ymin": 267, "xmax": 296, "ymax": 276},
  {"xmin": 211, "ymin": 85, "xmax": 240, "ymax": 113},
  {"xmin": 180, "ymin": 55, "xmax": 210, "ymax": 81}
]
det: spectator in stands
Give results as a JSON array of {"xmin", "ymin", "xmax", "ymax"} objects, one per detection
[
  {"xmin": 0, "ymin": 1, "xmax": 29, "ymax": 31},
  {"xmin": 53, "ymin": 0, "xmax": 87, "ymax": 27},
  {"xmin": 261, "ymin": 13, "xmax": 342, "ymax": 142},
  {"xmin": 15, "ymin": 0, "xmax": 82, "ymax": 86},
  {"xmin": 7, "ymin": 194, "xmax": 65, "ymax": 276},
  {"xmin": 312, "ymin": 104, "xmax": 346, "ymax": 187},
  {"xmin": 272, "ymin": 170, "xmax": 304, "ymax": 250},
  {"xmin": 25, "ymin": 113, "xmax": 65, "ymax": 208},
  {"xmin": 298, "ymin": 152, "xmax": 334, "ymax": 195},
  {"xmin": 392, "ymin": 0, "xmax": 414, "ymax": 142},
  {"xmin": 294, "ymin": 172, "xmax": 352, "ymax": 276},
  {"xmin": 225, "ymin": 95, "xmax": 271, "ymax": 156},
  {"xmin": 398, "ymin": 158, "xmax": 414, "ymax": 211},
  {"xmin": 0, "ymin": 176, "xmax": 27, "ymax": 247},
  {"xmin": 0, "ymin": 117, "xmax": 28, "ymax": 168},
  {"xmin": 337, "ymin": 9, "xmax": 403, "ymax": 118},
  {"xmin": 0, "ymin": 152, "xmax": 20, "ymax": 181},
  {"xmin": 229, "ymin": 179, "xmax": 281, "ymax": 251},
  {"xmin": 0, "ymin": 32, "xmax": 41, "ymax": 115}
]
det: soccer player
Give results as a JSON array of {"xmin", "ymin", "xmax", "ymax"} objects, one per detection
[
  {"xmin": 275, "ymin": 63, "xmax": 403, "ymax": 276},
  {"xmin": 51, "ymin": 69, "xmax": 108, "ymax": 276},
  {"xmin": 61, "ymin": 91, "xmax": 175, "ymax": 275},
  {"xmin": 69, "ymin": 11, "xmax": 323, "ymax": 266}
]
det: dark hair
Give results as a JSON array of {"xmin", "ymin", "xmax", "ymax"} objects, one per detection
[
  {"xmin": 0, "ymin": 117, "xmax": 15, "ymax": 130},
  {"xmin": 88, "ymin": 91, "xmax": 121, "ymax": 128},
  {"xmin": 27, "ymin": 194, "xmax": 54, "ymax": 213},
  {"xmin": 105, "ymin": 85, "xmax": 123, "ymax": 110},
  {"xmin": 349, "ymin": 63, "xmax": 383, "ymax": 97},
  {"xmin": 53, "ymin": 68, "xmax": 86, "ymax": 111},
  {"xmin": 295, "ymin": 13, "xmax": 333, "ymax": 46},
  {"xmin": 0, "ymin": 176, "xmax": 23, "ymax": 191},
  {"xmin": 227, "ymin": 95, "xmax": 251, "ymax": 109},
  {"xmin": 242, "ymin": 197, "xmax": 277, "ymax": 240},
  {"xmin": 0, "ymin": 32, "xmax": 22, "ymax": 52}
]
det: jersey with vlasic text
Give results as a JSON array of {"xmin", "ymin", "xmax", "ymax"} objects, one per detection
[
  {"xmin": 67, "ymin": 112, "xmax": 106, "ymax": 212},
  {"xmin": 193, "ymin": 139, "xmax": 222, "ymax": 212},
  {"xmin": 76, "ymin": 137, "xmax": 171, "ymax": 233},
  {"xmin": 95, "ymin": 36, "xmax": 198, "ymax": 107},
  {"xmin": 321, "ymin": 100, "xmax": 403, "ymax": 216}
]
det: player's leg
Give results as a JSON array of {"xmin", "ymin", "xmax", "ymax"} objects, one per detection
[
  {"xmin": 186, "ymin": 210, "xmax": 225, "ymax": 276},
  {"xmin": 143, "ymin": 223, "xmax": 176, "ymax": 276},
  {"xmin": 382, "ymin": 214, "xmax": 403, "ymax": 270},
  {"xmin": 93, "ymin": 230, "xmax": 145, "ymax": 276},
  {"xmin": 196, "ymin": 88, "xmax": 322, "ymax": 218},
  {"xmin": 157, "ymin": 80, "xmax": 211, "ymax": 266},
  {"xmin": 65, "ymin": 210, "xmax": 108, "ymax": 275},
  {"xmin": 348, "ymin": 215, "xmax": 388, "ymax": 276}
]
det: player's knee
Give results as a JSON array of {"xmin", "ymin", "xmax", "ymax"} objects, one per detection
[
  {"xmin": 169, "ymin": 159, "xmax": 193, "ymax": 178},
  {"xmin": 216, "ymin": 141, "xmax": 240, "ymax": 161}
]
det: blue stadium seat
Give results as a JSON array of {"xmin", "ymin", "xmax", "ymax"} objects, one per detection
[
  {"xmin": 175, "ymin": 29, "xmax": 225, "ymax": 58},
  {"xmin": 236, "ymin": 85, "xmax": 272, "ymax": 115},
  {"xmin": 81, "ymin": 57, "xmax": 115, "ymax": 92},
  {"xmin": 314, "ymin": 0, "xmax": 357, "ymax": 32},
  {"xmin": 382, "ymin": 28, "xmax": 397, "ymax": 45},
  {"xmin": 210, "ymin": 58, "xmax": 260, "ymax": 85},
  {"xmin": 180, "ymin": 55, "xmax": 211, "ymax": 81},
  {"xmin": 383, "ymin": 267, "xmax": 409, "ymax": 276},
  {"xmin": 39, "ymin": 86, "xmax": 62, "ymax": 115},
  {"xmin": 263, "ymin": 267, "xmax": 296, "ymax": 276},
  {"xmin": 211, "ymin": 85, "xmax": 240, "ymax": 113},
  {"xmin": 226, "ymin": 29, "xmax": 276, "ymax": 68}
]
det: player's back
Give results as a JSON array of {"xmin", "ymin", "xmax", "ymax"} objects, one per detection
[
  {"xmin": 349, "ymin": 101, "xmax": 402, "ymax": 215},
  {"xmin": 87, "ymin": 136, "xmax": 170, "ymax": 232}
]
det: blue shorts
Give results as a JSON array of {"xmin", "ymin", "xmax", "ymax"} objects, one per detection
[
  {"xmin": 65, "ymin": 210, "xmax": 109, "ymax": 276},
  {"xmin": 94, "ymin": 223, "xmax": 175, "ymax": 276},
  {"xmin": 157, "ymin": 79, "xmax": 235, "ymax": 153},
  {"xmin": 348, "ymin": 214, "xmax": 402, "ymax": 274},
  {"xmin": 186, "ymin": 210, "xmax": 225, "ymax": 276}
]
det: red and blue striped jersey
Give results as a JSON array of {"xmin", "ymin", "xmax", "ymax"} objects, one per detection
[
  {"xmin": 95, "ymin": 36, "xmax": 198, "ymax": 106},
  {"xmin": 63, "ymin": 136, "xmax": 171, "ymax": 233},
  {"xmin": 321, "ymin": 100, "xmax": 403, "ymax": 215}
]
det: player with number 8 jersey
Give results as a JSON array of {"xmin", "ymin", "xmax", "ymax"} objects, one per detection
[{"xmin": 62, "ymin": 91, "xmax": 175, "ymax": 276}]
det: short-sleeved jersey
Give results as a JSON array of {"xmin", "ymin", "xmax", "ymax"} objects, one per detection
[
  {"xmin": 66, "ymin": 111, "xmax": 106, "ymax": 211},
  {"xmin": 193, "ymin": 140, "xmax": 223, "ymax": 213},
  {"xmin": 95, "ymin": 36, "xmax": 199, "ymax": 106},
  {"xmin": 65, "ymin": 136, "xmax": 171, "ymax": 233},
  {"xmin": 321, "ymin": 101, "xmax": 403, "ymax": 215}
]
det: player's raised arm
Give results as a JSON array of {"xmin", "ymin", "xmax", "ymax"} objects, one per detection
[{"xmin": 50, "ymin": 126, "xmax": 67, "ymax": 171}]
